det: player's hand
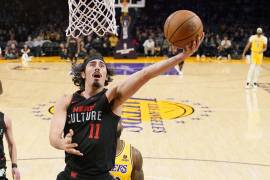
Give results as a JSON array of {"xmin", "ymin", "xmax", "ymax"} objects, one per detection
[
  {"xmin": 242, "ymin": 54, "xmax": 246, "ymax": 60},
  {"xmin": 12, "ymin": 167, "xmax": 20, "ymax": 180},
  {"xmin": 182, "ymin": 32, "xmax": 205, "ymax": 58},
  {"xmin": 63, "ymin": 129, "xmax": 83, "ymax": 156}
]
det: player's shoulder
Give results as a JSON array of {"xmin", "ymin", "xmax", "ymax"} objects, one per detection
[
  {"xmin": 262, "ymin": 35, "xmax": 268, "ymax": 41},
  {"xmin": 62, "ymin": 94, "xmax": 73, "ymax": 101},
  {"xmin": 249, "ymin": 35, "xmax": 256, "ymax": 40},
  {"xmin": 56, "ymin": 94, "xmax": 73, "ymax": 108}
]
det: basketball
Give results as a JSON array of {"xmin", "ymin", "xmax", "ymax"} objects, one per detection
[{"xmin": 164, "ymin": 10, "xmax": 203, "ymax": 48}]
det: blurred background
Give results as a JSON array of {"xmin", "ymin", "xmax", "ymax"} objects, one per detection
[{"xmin": 0, "ymin": 0, "xmax": 270, "ymax": 60}]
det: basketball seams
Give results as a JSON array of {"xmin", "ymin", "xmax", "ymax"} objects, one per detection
[
  {"xmin": 172, "ymin": 23, "xmax": 203, "ymax": 44},
  {"xmin": 168, "ymin": 15, "xmax": 196, "ymax": 41},
  {"xmin": 165, "ymin": 11, "xmax": 179, "ymax": 39}
]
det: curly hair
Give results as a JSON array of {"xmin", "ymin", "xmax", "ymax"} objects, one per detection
[{"xmin": 71, "ymin": 54, "xmax": 113, "ymax": 90}]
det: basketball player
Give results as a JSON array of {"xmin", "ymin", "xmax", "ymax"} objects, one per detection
[
  {"xmin": 49, "ymin": 34, "xmax": 204, "ymax": 180},
  {"xmin": 67, "ymin": 37, "xmax": 80, "ymax": 66},
  {"xmin": 110, "ymin": 121, "xmax": 143, "ymax": 180},
  {"xmin": 0, "ymin": 80, "xmax": 21, "ymax": 180},
  {"xmin": 242, "ymin": 28, "xmax": 268, "ymax": 88}
]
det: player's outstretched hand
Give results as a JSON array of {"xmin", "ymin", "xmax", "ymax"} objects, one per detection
[
  {"xmin": 63, "ymin": 129, "xmax": 83, "ymax": 156},
  {"xmin": 182, "ymin": 32, "xmax": 205, "ymax": 59}
]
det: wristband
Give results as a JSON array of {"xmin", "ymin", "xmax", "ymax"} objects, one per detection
[{"xmin": 12, "ymin": 163, "xmax": 17, "ymax": 168}]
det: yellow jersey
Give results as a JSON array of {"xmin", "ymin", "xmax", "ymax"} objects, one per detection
[
  {"xmin": 249, "ymin": 35, "xmax": 267, "ymax": 53},
  {"xmin": 111, "ymin": 141, "xmax": 133, "ymax": 180}
]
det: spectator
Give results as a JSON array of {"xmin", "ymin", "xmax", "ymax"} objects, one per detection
[
  {"xmin": 32, "ymin": 36, "xmax": 44, "ymax": 57},
  {"xmin": 84, "ymin": 35, "xmax": 93, "ymax": 53},
  {"xmin": 108, "ymin": 34, "xmax": 119, "ymax": 55},
  {"xmin": 91, "ymin": 36, "xmax": 103, "ymax": 52},
  {"xmin": 6, "ymin": 36, "xmax": 18, "ymax": 48},
  {"xmin": 25, "ymin": 36, "xmax": 33, "ymax": 55},
  {"xmin": 154, "ymin": 32, "xmax": 164, "ymax": 56},
  {"xmin": 143, "ymin": 36, "xmax": 155, "ymax": 56},
  {"xmin": 218, "ymin": 36, "xmax": 232, "ymax": 60},
  {"xmin": 78, "ymin": 37, "xmax": 87, "ymax": 59},
  {"xmin": 161, "ymin": 39, "xmax": 170, "ymax": 56},
  {"xmin": 66, "ymin": 37, "xmax": 79, "ymax": 65},
  {"xmin": 5, "ymin": 43, "xmax": 18, "ymax": 59},
  {"xmin": 0, "ymin": 47, "xmax": 2, "ymax": 59}
]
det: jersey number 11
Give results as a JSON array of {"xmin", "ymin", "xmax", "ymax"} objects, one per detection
[{"xmin": 89, "ymin": 123, "xmax": 100, "ymax": 139}]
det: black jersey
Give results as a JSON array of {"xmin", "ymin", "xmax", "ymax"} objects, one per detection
[
  {"xmin": 68, "ymin": 38, "xmax": 78, "ymax": 53},
  {"xmin": 0, "ymin": 112, "xmax": 6, "ymax": 168},
  {"xmin": 64, "ymin": 89, "xmax": 120, "ymax": 178}
]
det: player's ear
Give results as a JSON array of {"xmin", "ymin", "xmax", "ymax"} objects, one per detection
[{"xmin": 81, "ymin": 71, "xmax": 86, "ymax": 79}]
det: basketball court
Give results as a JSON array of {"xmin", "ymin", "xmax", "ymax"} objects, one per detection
[{"xmin": 0, "ymin": 57, "xmax": 270, "ymax": 179}]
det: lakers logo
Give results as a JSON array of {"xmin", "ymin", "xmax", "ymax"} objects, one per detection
[
  {"xmin": 122, "ymin": 97, "xmax": 193, "ymax": 122},
  {"xmin": 46, "ymin": 97, "xmax": 194, "ymax": 133},
  {"xmin": 121, "ymin": 97, "xmax": 194, "ymax": 133},
  {"xmin": 33, "ymin": 98, "xmax": 212, "ymax": 133},
  {"xmin": 48, "ymin": 97, "xmax": 194, "ymax": 120},
  {"xmin": 49, "ymin": 106, "xmax": 54, "ymax": 114}
]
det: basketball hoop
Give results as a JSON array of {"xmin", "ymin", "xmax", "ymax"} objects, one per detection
[{"xmin": 66, "ymin": 0, "xmax": 118, "ymax": 38}]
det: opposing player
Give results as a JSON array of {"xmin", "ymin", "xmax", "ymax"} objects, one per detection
[
  {"xmin": 67, "ymin": 37, "xmax": 80, "ymax": 66},
  {"xmin": 110, "ymin": 121, "xmax": 143, "ymax": 180},
  {"xmin": 49, "ymin": 33, "xmax": 204, "ymax": 180},
  {"xmin": 242, "ymin": 28, "xmax": 268, "ymax": 88},
  {"xmin": 0, "ymin": 80, "xmax": 21, "ymax": 180}
]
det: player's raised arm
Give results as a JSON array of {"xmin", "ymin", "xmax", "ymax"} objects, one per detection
[{"xmin": 108, "ymin": 34, "xmax": 204, "ymax": 108}]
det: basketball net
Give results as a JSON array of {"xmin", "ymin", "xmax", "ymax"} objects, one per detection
[{"xmin": 66, "ymin": 0, "xmax": 118, "ymax": 38}]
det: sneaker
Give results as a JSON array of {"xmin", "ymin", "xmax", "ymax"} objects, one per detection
[
  {"xmin": 253, "ymin": 82, "xmax": 258, "ymax": 88},
  {"xmin": 245, "ymin": 82, "xmax": 251, "ymax": 89}
]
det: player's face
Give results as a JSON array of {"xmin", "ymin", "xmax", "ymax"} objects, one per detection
[{"xmin": 83, "ymin": 59, "xmax": 107, "ymax": 88}]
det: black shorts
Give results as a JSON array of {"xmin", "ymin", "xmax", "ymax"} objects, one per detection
[{"xmin": 56, "ymin": 170, "xmax": 115, "ymax": 180}]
